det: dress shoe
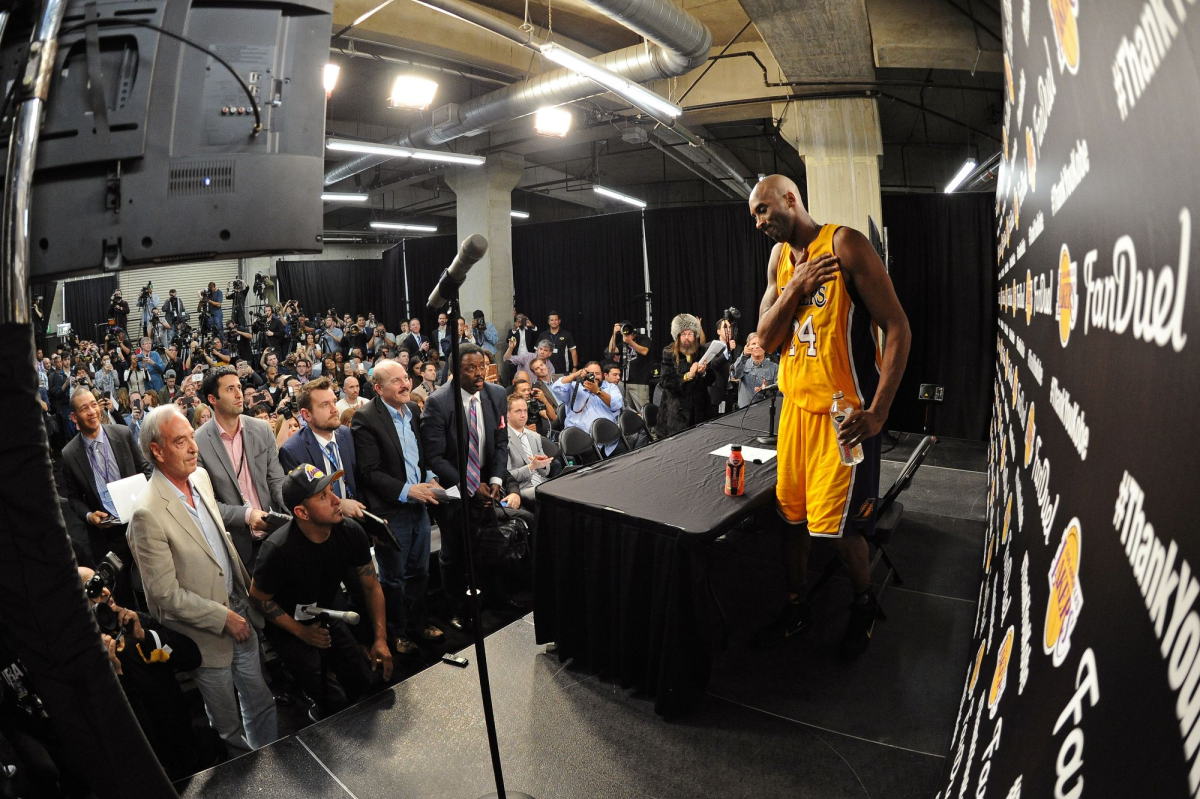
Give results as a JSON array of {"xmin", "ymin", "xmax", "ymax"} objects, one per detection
[
  {"xmin": 418, "ymin": 624, "xmax": 444, "ymax": 642},
  {"xmin": 394, "ymin": 637, "xmax": 418, "ymax": 656}
]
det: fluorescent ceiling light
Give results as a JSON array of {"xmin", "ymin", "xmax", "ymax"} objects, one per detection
[
  {"xmin": 541, "ymin": 43, "xmax": 682, "ymax": 119},
  {"xmin": 352, "ymin": 0, "xmax": 398, "ymax": 27},
  {"xmin": 944, "ymin": 159, "xmax": 977, "ymax": 193},
  {"xmin": 390, "ymin": 75, "xmax": 439, "ymax": 111},
  {"xmin": 593, "ymin": 185, "xmax": 647, "ymax": 209},
  {"xmin": 370, "ymin": 221, "xmax": 439, "ymax": 232},
  {"xmin": 323, "ymin": 237, "xmax": 366, "ymax": 242},
  {"xmin": 534, "ymin": 106, "xmax": 572, "ymax": 138},
  {"xmin": 324, "ymin": 63, "xmax": 341, "ymax": 98},
  {"xmin": 321, "ymin": 192, "xmax": 369, "ymax": 202},
  {"xmin": 326, "ymin": 138, "xmax": 484, "ymax": 166},
  {"xmin": 510, "ymin": 210, "xmax": 530, "ymax": 219}
]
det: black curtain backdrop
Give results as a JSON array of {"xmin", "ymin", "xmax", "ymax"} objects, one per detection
[
  {"xmin": 881, "ymin": 193, "xmax": 996, "ymax": 441},
  {"xmin": 276, "ymin": 259, "xmax": 405, "ymax": 331},
  {"xmin": 643, "ymin": 203, "xmax": 772, "ymax": 354},
  {"xmin": 512, "ymin": 212, "xmax": 645, "ymax": 364},
  {"xmin": 64, "ymin": 275, "xmax": 119, "ymax": 343},
  {"xmin": 401, "ymin": 235, "xmax": 459, "ymax": 328}
]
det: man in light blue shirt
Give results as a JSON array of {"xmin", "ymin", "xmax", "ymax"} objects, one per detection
[{"xmin": 550, "ymin": 360, "xmax": 623, "ymax": 456}]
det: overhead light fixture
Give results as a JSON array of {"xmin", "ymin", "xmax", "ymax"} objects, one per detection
[
  {"xmin": 323, "ymin": 237, "xmax": 366, "ymax": 242},
  {"xmin": 540, "ymin": 43, "xmax": 682, "ymax": 119},
  {"xmin": 324, "ymin": 63, "xmax": 341, "ymax": 99},
  {"xmin": 351, "ymin": 0, "xmax": 398, "ymax": 27},
  {"xmin": 321, "ymin": 192, "xmax": 369, "ymax": 202},
  {"xmin": 944, "ymin": 159, "xmax": 977, "ymax": 193},
  {"xmin": 390, "ymin": 75, "xmax": 439, "ymax": 111},
  {"xmin": 510, "ymin": 210, "xmax": 530, "ymax": 219},
  {"xmin": 534, "ymin": 106, "xmax": 572, "ymax": 138},
  {"xmin": 370, "ymin": 221, "xmax": 439, "ymax": 232},
  {"xmin": 593, "ymin": 185, "xmax": 647, "ymax": 209},
  {"xmin": 326, "ymin": 138, "xmax": 485, "ymax": 166}
]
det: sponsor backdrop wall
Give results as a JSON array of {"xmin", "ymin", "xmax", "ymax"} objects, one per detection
[{"xmin": 939, "ymin": 0, "xmax": 1199, "ymax": 797}]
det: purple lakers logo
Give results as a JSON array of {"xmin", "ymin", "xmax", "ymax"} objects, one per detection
[{"xmin": 303, "ymin": 464, "xmax": 326, "ymax": 481}]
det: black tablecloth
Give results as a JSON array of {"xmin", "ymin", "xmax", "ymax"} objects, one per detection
[{"xmin": 533, "ymin": 400, "xmax": 780, "ymax": 717}]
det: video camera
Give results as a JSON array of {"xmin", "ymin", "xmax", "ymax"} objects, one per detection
[
  {"xmin": 253, "ymin": 272, "xmax": 269, "ymax": 299},
  {"xmin": 85, "ymin": 552, "xmax": 124, "ymax": 600}
]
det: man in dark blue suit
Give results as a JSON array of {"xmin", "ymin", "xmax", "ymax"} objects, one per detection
[
  {"xmin": 421, "ymin": 344, "xmax": 519, "ymax": 627},
  {"xmin": 279, "ymin": 377, "xmax": 366, "ymax": 521}
]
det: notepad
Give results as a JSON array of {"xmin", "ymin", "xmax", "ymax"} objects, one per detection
[{"xmin": 710, "ymin": 444, "xmax": 778, "ymax": 464}]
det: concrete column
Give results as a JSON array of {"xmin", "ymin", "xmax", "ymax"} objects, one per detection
[
  {"xmin": 775, "ymin": 97, "xmax": 883, "ymax": 235},
  {"xmin": 445, "ymin": 152, "xmax": 524, "ymax": 327}
]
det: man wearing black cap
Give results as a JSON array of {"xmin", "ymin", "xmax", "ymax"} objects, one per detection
[
  {"xmin": 250, "ymin": 464, "xmax": 393, "ymax": 719},
  {"xmin": 469, "ymin": 310, "xmax": 499, "ymax": 356}
]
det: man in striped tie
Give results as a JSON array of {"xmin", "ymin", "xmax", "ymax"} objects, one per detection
[{"xmin": 421, "ymin": 344, "xmax": 516, "ymax": 630}]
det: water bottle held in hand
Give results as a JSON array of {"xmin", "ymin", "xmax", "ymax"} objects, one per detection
[{"xmin": 830, "ymin": 392, "xmax": 864, "ymax": 466}]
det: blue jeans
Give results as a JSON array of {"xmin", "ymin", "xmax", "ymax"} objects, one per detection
[
  {"xmin": 189, "ymin": 600, "xmax": 278, "ymax": 752},
  {"xmin": 375, "ymin": 504, "xmax": 431, "ymax": 640}
]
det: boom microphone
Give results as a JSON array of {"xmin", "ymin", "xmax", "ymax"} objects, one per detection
[
  {"xmin": 427, "ymin": 234, "xmax": 489, "ymax": 311},
  {"xmin": 298, "ymin": 605, "xmax": 361, "ymax": 625}
]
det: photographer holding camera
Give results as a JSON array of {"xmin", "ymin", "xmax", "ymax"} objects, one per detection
[
  {"xmin": 163, "ymin": 288, "xmax": 185, "ymax": 328},
  {"xmin": 470, "ymin": 309, "xmax": 499, "ymax": 355},
  {"xmin": 149, "ymin": 307, "xmax": 173, "ymax": 350},
  {"xmin": 137, "ymin": 282, "xmax": 159, "ymax": 338},
  {"xmin": 321, "ymin": 315, "xmax": 345, "ymax": 356},
  {"xmin": 510, "ymin": 378, "xmax": 556, "ymax": 437},
  {"xmin": 108, "ymin": 289, "xmax": 131, "ymax": 334},
  {"xmin": 550, "ymin": 361, "xmax": 623, "ymax": 455},
  {"xmin": 607, "ymin": 322, "xmax": 654, "ymax": 411}
]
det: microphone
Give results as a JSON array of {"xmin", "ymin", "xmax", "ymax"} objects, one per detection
[
  {"xmin": 298, "ymin": 605, "xmax": 361, "ymax": 625},
  {"xmin": 427, "ymin": 234, "xmax": 489, "ymax": 311}
]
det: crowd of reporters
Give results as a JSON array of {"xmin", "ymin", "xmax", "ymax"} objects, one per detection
[{"xmin": 10, "ymin": 288, "xmax": 779, "ymax": 795}]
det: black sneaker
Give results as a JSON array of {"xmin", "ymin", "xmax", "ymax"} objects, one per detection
[
  {"xmin": 754, "ymin": 597, "xmax": 814, "ymax": 648},
  {"xmin": 839, "ymin": 591, "xmax": 886, "ymax": 660}
]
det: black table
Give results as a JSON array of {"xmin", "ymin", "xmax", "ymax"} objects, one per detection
[{"xmin": 533, "ymin": 401, "xmax": 780, "ymax": 718}]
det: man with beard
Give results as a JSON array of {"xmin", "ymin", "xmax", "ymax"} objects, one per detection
[
  {"xmin": 654, "ymin": 314, "xmax": 715, "ymax": 439},
  {"xmin": 550, "ymin": 360, "xmax": 623, "ymax": 455},
  {"xmin": 748, "ymin": 174, "xmax": 910, "ymax": 659},
  {"xmin": 279, "ymin": 377, "xmax": 366, "ymax": 521}
]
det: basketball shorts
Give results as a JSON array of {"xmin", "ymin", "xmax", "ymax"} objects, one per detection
[{"xmin": 775, "ymin": 399, "xmax": 881, "ymax": 537}]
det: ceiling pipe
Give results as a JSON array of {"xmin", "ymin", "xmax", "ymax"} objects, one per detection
[{"xmin": 323, "ymin": 0, "xmax": 752, "ymax": 193}]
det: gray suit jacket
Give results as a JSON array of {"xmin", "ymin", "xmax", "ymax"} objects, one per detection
[
  {"xmin": 126, "ymin": 468, "xmax": 261, "ymax": 668},
  {"xmin": 193, "ymin": 416, "xmax": 285, "ymax": 567},
  {"xmin": 506, "ymin": 426, "xmax": 551, "ymax": 492}
]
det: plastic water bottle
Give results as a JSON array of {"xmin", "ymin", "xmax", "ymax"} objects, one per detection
[
  {"xmin": 725, "ymin": 445, "xmax": 745, "ymax": 496},
  {"xmin": 830, "ymin": 392, "xmax": 864, "ymax": 466}
]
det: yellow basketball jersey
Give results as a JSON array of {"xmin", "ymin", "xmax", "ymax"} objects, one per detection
[{"xmin": 776, "ymin": 224, "xmax": 881, "ymax": 413}]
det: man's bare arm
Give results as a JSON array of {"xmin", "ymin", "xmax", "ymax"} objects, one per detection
[
  {"xmin": 757, "ymin": 243, "xmax": 840, "ymax": 353},
  {"xmin": 834, "ymin": 227, "xmax": 911, "ymax": 442}
]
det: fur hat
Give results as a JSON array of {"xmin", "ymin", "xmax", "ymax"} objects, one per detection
[{"xmin": 670, "ymin": 313, "xmax": 702, "ymax": 341}]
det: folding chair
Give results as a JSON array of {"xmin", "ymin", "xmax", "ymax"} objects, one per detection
[
  {"xmin": 550, "ymin": 402, "xmax": 566, "ymax": 439},
  {"xmin": 618, "ymin": 408, "xmax": 649, "ymax": 451},
  {"xmin": 559, "ymin": 426, "xmax": 600, "ymax": 468},
  {"xmin": 541, "ymin": 435, "xmax": 566, "ymax": 478},
  {"xmin": 641, "ymin": 402, "xmax": 658, "ymax": 437},
  {"xmin": 591, "ymin": 417, "xmax": 626, "ymax": 459},
  {"xmin": 806, "ymin": 435, "xmax": 938, "ymax": 602}
]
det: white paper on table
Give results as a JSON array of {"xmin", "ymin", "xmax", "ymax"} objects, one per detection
[
  {"xmin": 710, "ymin": 444, "xmax": 777, "ymax": 463},
  {"xmin": 106, "ymin": 473, "xmax": 148, "ymax": 523}
]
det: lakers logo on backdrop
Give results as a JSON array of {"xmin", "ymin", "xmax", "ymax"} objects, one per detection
[
  {"xmin": 1024, "ymin": 403, "xmax": 1035, "ymax": 467},
  {"xmin": 989, "ymin": 626, "xmax": 1015, "ymax": 718},
  {"xmin": 1056, "ymin": 244, "xmax": 1078, "ymax": 347},
  {"xmin": 1003, "ymin": 492, "xmax": 1014, "ymax": 544},
  {"xmin": 970, "ymin": 639, "xmax": 986, "ymax": 691},
  {"xmin": 1025, "ymin": 270, "xmax": 1033, "ymax": 324},
  {"xmin": 1044, "ymin": 518, "xmax": 1083, "ymax": 667},
  {"xmin": 1049, "ymin": 0, "xmax": 1080, "ymax": 74}
]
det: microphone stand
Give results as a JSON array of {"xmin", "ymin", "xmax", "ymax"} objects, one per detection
[
  {"xmin": 442, "ymin": 293, "xmax": 534, "ymax": 799},
  {"xmin": 754, "ymin": 387, "xmax": 779, "ymax": 446}
]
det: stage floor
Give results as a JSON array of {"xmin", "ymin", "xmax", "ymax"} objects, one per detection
[{"xmin": 178, "ymin": 435, "xmax": 985, "ymax": 798}]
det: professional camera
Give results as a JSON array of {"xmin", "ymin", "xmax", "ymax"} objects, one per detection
[
  {"xmin": 722, "ymin": 307, "xmax": 741, "ymax": 322},
  {"xmin": 230, "ymin": 277, "xmax": 247, "ymax": 294},
  {"xmin": 137, "ymin": 282, "xmax": 153, "ymax": 308},
  {"xmin": 582, "ymin": 372, "xmax": 598, "ymax": 385},
  {"xmin": 527, "ymin": 396, "xmax": 545, "ymax": 416},
  {"xmin": 85, "ymin": 551, "xmax": 125, "ymax": 600},
  {"xmin": 253, "ymin": 272, "xmax": 268, "ymax": 299},
  {"xmin": 279, "ymin": 397, "xmax": 299, "ymax": 419},
  {"xmin": 619, "ymin": 321, "xmax": 635, "ymax": 337}
]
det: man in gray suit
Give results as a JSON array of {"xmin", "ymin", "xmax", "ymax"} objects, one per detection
[
  {"xmin": 194, "ymin": 366, "xmax": 285, "ymax": 569},
  {"xmin": 505, "ymin": 394, "xmax": 554, "ymax": 507},
  {"xmin": 127, "ymin": 405, "xmax": 278, "ymax": 752},
  {"xmin": 60, "ymin": 388, "xmax": 153, "ymax": 598}
]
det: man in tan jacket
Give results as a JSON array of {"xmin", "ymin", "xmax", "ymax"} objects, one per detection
[{"xmin": 127, "ymin": 405, "xmax": 278, "ymax": 752}]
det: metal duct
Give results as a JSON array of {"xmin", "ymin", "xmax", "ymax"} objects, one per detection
[{"xmin": 323, "ymin": 0, "xmax": 712, "ymax": 186}]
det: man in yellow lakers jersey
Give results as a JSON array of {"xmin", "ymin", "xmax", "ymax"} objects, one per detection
[{"xmin": 750, "ymin": 175, "xmax": 911, "ymax": 659}]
